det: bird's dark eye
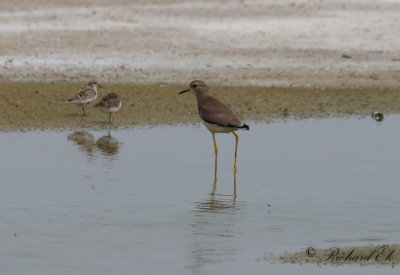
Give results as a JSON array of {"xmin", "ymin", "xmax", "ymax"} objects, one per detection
[{"xmin": 193, "ymin": 85, "xmax": 197, "ymax": 88}]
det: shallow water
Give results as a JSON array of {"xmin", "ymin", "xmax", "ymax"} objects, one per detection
[{"xmin": 1, "ymin": 116, "xmax": 400, "ymax": 274}]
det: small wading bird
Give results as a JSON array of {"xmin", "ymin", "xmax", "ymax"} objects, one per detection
[
  {"xmin": 68, "ymin": 79, "xmax": 102, "ymax": 116},
  {"xmin": 94, "ymin": 92, "xmax": 122, "ymax": 124},
  {"xmin": 179, "ymin": 80, "xmax": 249, "ymax": 193}
]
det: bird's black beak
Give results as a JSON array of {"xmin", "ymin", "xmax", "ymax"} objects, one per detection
[
  {"xmin": 179, "ymin": 88, "xmax": 191, "ymax": 95},
  {"xmin": 98, "ymin": 84, "xmax": 103, "ymax": 88}
]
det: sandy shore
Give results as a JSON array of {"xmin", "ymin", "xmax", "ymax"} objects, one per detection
[
  {"xmin": 0, "ymin": 0, "xmax": 399, "ymax": 88},
  {"xmin": 0, "ymin": 82, "xmax": 398, "ymax": 131},
  {"xmin": 1, "ymin": 1, "xmax": 400, "ymax": 131}
]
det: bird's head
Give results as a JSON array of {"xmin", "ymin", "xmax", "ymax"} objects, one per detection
[
  {"xmin": 179, "ymin": 80, "xmax": 208, "ymax": 96},
  {"xmin": 88, "ymin": 79, "xmax": 103, "ymax": 88}
]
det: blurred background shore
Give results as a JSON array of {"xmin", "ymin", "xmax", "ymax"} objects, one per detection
[{"xmin": 0, "ymin": 0, "xmax": 399, "ymax": 88}]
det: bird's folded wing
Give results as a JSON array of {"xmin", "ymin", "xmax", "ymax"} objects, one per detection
[
  {"xmin": 71, "ymin": 87, "xmax": 94, "ymax": 100},
  {"xmin": 96, "ymin": 94, "xmax": 121, "ymax": 108},
  {"xmin": 198, "ymin": 97, "xmax": 243, "ymax": 128}
]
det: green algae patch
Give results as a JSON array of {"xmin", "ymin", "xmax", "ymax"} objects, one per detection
[{"xmin": 0, "ymin": 82, "xmax": 399, "ymax": 131}]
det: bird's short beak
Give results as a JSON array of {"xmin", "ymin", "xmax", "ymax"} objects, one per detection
[
  {"xmin": 98, "ymin": 84, "xmax": 103, "ymax": 88},
  {"xmin": 179, "ymin": 88, "xmax": 191, "ymax": 95}
]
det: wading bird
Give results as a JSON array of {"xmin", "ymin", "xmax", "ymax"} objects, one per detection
[
  {"xmin": 68, "ymin": 79, "xmax": 102, "ymax": 116},
  {"xmin": 179, "ymin": 80, "xmax": 249, "ymax": 189}
]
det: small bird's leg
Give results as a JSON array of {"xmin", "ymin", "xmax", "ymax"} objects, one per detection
[
  {"xmin": 109, "ymin": 112, "xmax": 112, "ymax": 124},
  {"xmin": 82, "ymin": 104, "xmax": 86, "ymax": 116}
]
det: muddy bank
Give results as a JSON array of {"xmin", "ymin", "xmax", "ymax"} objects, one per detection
[{"xmin": 0, "ymin": 82, "xmax": 399, "ymax": 131}]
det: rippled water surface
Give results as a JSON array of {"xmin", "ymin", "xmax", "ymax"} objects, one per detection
[{"xmin": 1, "ymin": 116, "xmax": 400, "ymax": 274}]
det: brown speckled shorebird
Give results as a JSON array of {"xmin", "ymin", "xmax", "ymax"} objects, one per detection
[
  {"xmin": 68, "ymin": 79, "xmax": 102, "ymax": 116},
  {"xmin": 179, "ymin": 80, "xmax": 249, "ymax": 180},
  {"xmin": 94, "ymin": 92, "xmax": 122, "ymax": 124}
]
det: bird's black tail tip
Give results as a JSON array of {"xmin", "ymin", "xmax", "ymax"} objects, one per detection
[{"xmin": 240, "ymin": 124, "xmax": 250, "ymax": 130}]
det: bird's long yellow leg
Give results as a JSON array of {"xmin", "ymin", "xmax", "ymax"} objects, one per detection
[
  {"xmin": 212, "ymin": 133, "xmax": 218, "ymax": 170},
  {"xmin": 233, "ymin": 131, "xmax": 238, "ymax": 199},
  {"xmin": 211, "ymin": 133, "xmax": 218, "ymax": 198},
  {"xmin": 233, "ymin": 132, "xmax": 238, "ymax": 174},
  {"xmin": 233, "ymin": 175, "xmax": 237, "ymax": 200},
  {"xmin": 211, "ymin": 165, "xmax": 217, "ymax": 198}
]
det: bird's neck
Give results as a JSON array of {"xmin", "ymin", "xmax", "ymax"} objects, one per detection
[{"xmin": 194, "ymin": 90, "xmax": 209, "ymax": 103}]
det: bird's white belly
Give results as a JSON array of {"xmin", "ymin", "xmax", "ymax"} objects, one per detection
[
  {"xmin": 202, "ymin": 120, "xmax": 235, "ymax": 134},
  {"xmin": 99, "ymin": 101, "xmax": 122, "ymax": 113},
  {"xmin": 71, "ymin": 95, "xmax": 97, "ymax": 104}
]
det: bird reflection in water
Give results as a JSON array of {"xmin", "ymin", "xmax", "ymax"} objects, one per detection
[
  {"xmin": 211, "ymin": 150, "xmax": 237, "ymax": 201},
  {"xmin": 197, "ymin": 166, "xmax": 237, "ymax": 213},
  {"xmin": 67, "ymin": 130, "xmax": 122, "ymax": 157},
  {"xmin": 189, "ymin": 167, "xmax": 240, "ymax": 273},
  {"xmin": 67, "ymin": 131, "xmax": 95, "ymax": 156},
  {"xmin": 95, "ymin": 130, "xmax": 121, "ymax": 156}
]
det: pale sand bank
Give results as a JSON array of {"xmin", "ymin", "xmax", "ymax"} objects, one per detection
[{"xmin": 0, "ymin": 0, "xmax": 399, "ymax": 88}]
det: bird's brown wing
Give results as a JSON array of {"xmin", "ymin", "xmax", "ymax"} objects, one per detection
[
  {"xmin": 198, "ymin": 96, "xmax": 243, "ymax": 128},
  {"xmin": 69, "ymin": 86, "xmax": 95, "ymax": 101},
  {"xmin": 95, "ymin": 93, "xmax": 121, "ymax": 107}
]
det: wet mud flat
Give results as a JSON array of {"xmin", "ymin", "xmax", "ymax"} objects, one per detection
[{"xmin": 1, "ymin": 82, "xmax": 400, "ymax": 131}]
